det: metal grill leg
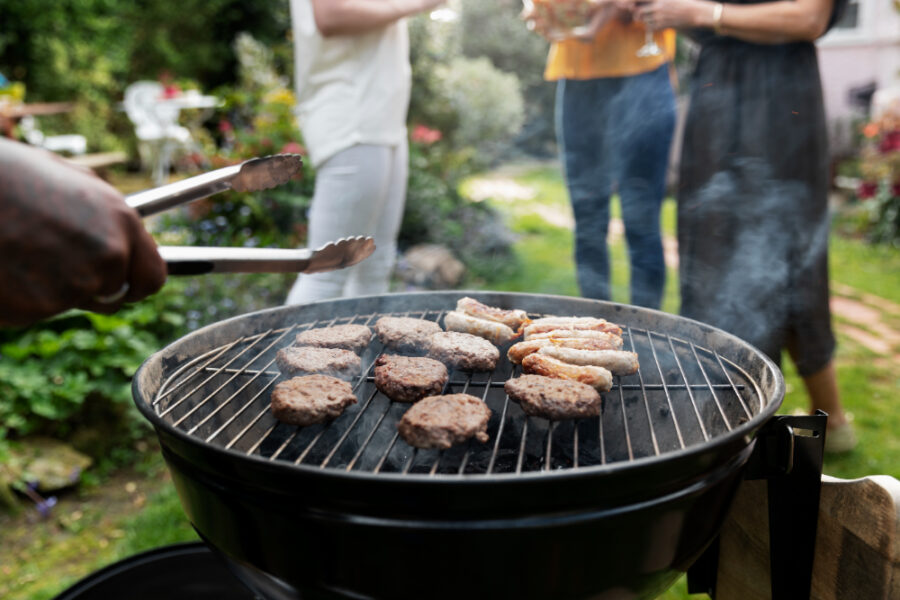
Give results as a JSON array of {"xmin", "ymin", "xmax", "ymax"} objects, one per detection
[{"xmin": 687, "ymin": 410, "xmax": 827, "ymax": 599}]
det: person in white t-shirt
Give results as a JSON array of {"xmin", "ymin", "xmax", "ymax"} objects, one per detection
[{"xmin": 286, "ymin": 0, "xmax": 445, "ymax": 304}]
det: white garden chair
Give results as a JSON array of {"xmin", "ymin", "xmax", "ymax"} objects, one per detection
[{"xmin": 123, "ymin": 81, "xmax": 192, "ymax": 185}]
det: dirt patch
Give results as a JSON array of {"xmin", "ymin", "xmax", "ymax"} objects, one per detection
[
  {"xmin": 0, "ymin": 450, "xmax": 172, "ymax": 598},
  {"xmin": 830, "ymin": 285, "xmax": 900, "ymax": 359}
]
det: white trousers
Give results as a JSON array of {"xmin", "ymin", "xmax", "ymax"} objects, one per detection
[{"xmin": 285, "ymin": 142, "xmax": 408, "ymax": 304}]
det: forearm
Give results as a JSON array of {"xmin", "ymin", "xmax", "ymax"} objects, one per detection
[
  {"xmin": 311, "ymin": 0, "xmax": 440, "ymax": 36},
  {"xmin": 691, "ymin": 0, "xmax": 834, "ymax": 44}
]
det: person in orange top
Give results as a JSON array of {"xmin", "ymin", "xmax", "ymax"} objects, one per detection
[{"xmin": 526, "ymin": 1, "xmax": 677, "ymax": 309}]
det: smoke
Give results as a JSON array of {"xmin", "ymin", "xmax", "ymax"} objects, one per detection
[{"xmin": 679, "ymin": 157, "xmax": 830, "ymax": 359}]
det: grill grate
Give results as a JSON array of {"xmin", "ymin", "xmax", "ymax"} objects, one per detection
[{"xmin": 151, "ymin": 309, "xmax": 761, "ymax": 476}]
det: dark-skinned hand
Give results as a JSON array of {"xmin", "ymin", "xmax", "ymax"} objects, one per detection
[{"xmin": 0, "ymin": 139, "xmax": 167, "ymax": 327}]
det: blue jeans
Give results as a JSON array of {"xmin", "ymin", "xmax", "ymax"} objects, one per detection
[{"xmin": 556, "ymin": 64, "xmax": 675, "ymax": 308}]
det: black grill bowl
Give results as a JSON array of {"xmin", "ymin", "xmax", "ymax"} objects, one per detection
[{"xmin": 133, "ymin": 292, "xmax": 784, "ymax": 600}]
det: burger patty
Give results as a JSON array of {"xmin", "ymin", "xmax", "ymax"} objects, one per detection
[
  {"xmin": 428, "ymin": 331, "xmax": 499, "ymax": 371},
  {"xmin": 373, "ymin": 316, "xmax": 442, "ymax": 353},
  {"xmin": 397, "ymin": 394, "xmax": 492, "ymax": 449},
  {"xmin": 275, "ymin": 346, "xmax": 361, "ymax": 380},
  {"xmin": 374, "ymin": 354, "xmax": 449, "ymax": 403},
  {"xmin": 270, "ymin": 374, "xmax": 358, "ymax": 426},
  {"xmin": 504, "ymin": 374, "xmax": 602, "ymax": 420},
  {"xmin": 293, "ymin": 323, "xmax": 372, "ymax": 354}
]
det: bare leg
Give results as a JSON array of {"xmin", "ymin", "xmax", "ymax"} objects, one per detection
[{"xmin": 800, "ymin": 360, "xmax": 848, "ymax": 429}]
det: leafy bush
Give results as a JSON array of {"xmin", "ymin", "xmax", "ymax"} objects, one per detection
[
  {"xmin": 0, "ymin": 0, "xmax": 290, "ymax": 150},
  {"xmin": 154, "ymin": 33, "xmax": 315, "ymax": 326},
  {"xmin": 458, "ymin": 0, "xmax": 556, "ymax": 157},
  {"xmin": 851, "ymin": 101, "xmax": 900, "ymax": 246},
  {"xmin": 0, "ymin": 286, "xmax": 190, "ymax": 462},
  {"xmin": 433, "ymin": 56, "xmax": 525, "ymax": 165},
  {"xmin": 403, "ymin": 13, "xmax": 518, "ymax": 284},
  {"xmin": 401, "ymin": 133, "xmax": 517, "ymax": 284}
]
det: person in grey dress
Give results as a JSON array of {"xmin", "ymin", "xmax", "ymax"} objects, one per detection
[{"xmin": 634, "ymin": 0, "xmax": 856, "ymax": 452}]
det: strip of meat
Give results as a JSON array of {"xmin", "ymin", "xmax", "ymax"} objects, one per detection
[
  {"xmin": 525, "ymin": 328, "xmax": 623, "ymax": 347},
  {"xmin": 455, "ymin": 296, "xmax": 529, "ymax": 330},
  {"xmin": 521, "ymin": 353, "xmax": 613, "ymax": 392},
  {"xmin": 507, "ymin": 336, "xmax": 623, "ymax": 364},
  {"xmin": 524, "ymin": 316, "xmax": 622, "ymax": 338},
  {"xmin": 444, "ymin": 310, "xmax": 518, "ymax": 345},
  {"xmin": 537, "ymin": 346, "xmax": 639, "ymax": 376}
]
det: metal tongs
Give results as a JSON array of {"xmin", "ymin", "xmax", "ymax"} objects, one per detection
[{"xmin": 126, "ymin": 155, "xmax": 375, "ymax": 275}]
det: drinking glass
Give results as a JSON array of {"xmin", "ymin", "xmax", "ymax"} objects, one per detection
[{"xmin": 635, "ymin": 1, "xmax": 662, "ymax": 57}]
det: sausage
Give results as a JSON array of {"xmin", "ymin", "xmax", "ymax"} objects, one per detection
[
  {"xmin": 524, "ymin": 317, "xmax": 623, "ymax": 338},
  {"xmin": 507, "ymin": 336, "xmax": 624, "ymax": 364},
  {"xmin": 443, "ymin": 310, "xmax": 518, "ymax": 345},
  {"xmin": 525, "ymin": 328, "xmax": 623, "ymax": 348},
  {"xmin": 521, "ymin": 353, "xmax": 613, "ymax": 392},
  {"xmin": 537, "ymin": 346, "xmax": 639, "ymax": 376},
  {"xmin": 456, "ymin": 297, "xmax": 529, "ymax": 330}
]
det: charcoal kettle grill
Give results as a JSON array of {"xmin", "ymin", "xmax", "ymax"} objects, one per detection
[{"xmin": 128, "ymin": 290, "xmax": 849, "ymax": 600}]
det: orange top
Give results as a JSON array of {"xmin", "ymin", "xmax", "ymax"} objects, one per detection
[{"xmin": 544, "ymin": 20, "xmax": 676, "ymax": 80}]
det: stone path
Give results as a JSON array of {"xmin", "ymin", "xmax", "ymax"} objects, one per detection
[{"xmin": 466, "ymin": 172, "xmax": 900, "ymax": 361}]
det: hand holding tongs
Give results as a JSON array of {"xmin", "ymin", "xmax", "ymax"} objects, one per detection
[{"xmin": 126, "ymin": 155, "xmax": 375, "ymax": 275}]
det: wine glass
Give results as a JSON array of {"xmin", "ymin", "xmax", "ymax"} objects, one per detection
[{"xmin": 635, "ymin": 1, "xmax": 662, "ymax": 57}]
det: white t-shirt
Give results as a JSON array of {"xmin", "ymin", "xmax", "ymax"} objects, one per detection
[{"xmin": 290, "ymin": 0, "xmax": 412, "ymax": 168}]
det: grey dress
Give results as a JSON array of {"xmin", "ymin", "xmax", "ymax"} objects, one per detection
[{"xmin": 676, "ymin": 0, "xmax": 847, "ymax": 375}]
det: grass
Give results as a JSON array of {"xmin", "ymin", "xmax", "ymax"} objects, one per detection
[
  {"xmin": 2, "ymin": 162, "xmax": 897, "ymax": 600},
  {"xmin": 0, "ymin": 451, "xmax": 195, "ymax": 600}
]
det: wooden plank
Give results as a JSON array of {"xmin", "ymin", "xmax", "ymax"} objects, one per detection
[
  {"xmin": 716, "ymin": 475, "xmax": 900, "ymax": 599},
  {"xmin": 66, "ymin": 151, "xmax": 127, "ymax": 170}
]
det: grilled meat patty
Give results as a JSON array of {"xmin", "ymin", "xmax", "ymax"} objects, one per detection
[
  {"xmin": 373, "ymin": 316, "xmax": 442, "ymax": 353},
  {"xmin": 270, "ymin": 374, "xmax": 357, "ymax": 426},
  {"xmin": 275, "ymin": 346, "xmax": 361, "ymax": 380},
  {"xmin": 374, "ymin": 354, "xmax": 449, "ymax": 403},
  {"xmin": 293, "ymin": 323, "xmax": 372, "ymax": 354},
  {"xmin": 504, "ymin": 374, "xmax": 602, "ymax": 420},
  {"xmin": 428, "ymin": 331, "xmax": 500, "ymax": 371},
  {"xmin": 397, "ymin": 393, "xmax": 491, "ymax": 449}
]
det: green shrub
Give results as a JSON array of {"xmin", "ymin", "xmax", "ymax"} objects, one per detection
[
  {"xmin": 0, "ymin": 286, "xmax": 190, "ymax": 462},
  {"xmin": 458, "ymin": 0, "xmax": 556, "ymax": 157},
  {"xmin": 434, "ymin": 56, "xmax": 525, "ymax": 165}
]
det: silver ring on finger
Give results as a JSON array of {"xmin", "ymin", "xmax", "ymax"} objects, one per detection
[{"xmin": 93, "ymin": 282, "xmax": 130, "ymax": 304}]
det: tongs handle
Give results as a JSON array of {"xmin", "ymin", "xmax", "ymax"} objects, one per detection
[
  {"xmin": 126, "ymin": 165, "xmax": 242, "ymax": 217},
  {"xmin": 125, "ymin": 154, "xmax": 303, "ymax": 218},
  {"xmin": 159, "ymin": 237, "xmax": 376, "ymax": 276},
  {"xmin": 159, "ymin": 246, "xmax": 313, "ymax": 275}
]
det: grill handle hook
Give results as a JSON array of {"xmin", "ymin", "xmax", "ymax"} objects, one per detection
[{"xmin": 688, "ymin": 410, "xmax": 827, "ymax": 600}]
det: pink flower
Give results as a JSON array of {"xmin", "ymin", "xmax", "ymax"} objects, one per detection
[
  {"xmin": 857, "ymin": 181, "xmax": 878, "ymax": 199},
  {"xmin": 218, "ymin": 120, "xmax": 233, "ymax": 133},
  {"xmin": 411, "ymin": 124, "xmax": 442, "ymax": 145},
  {"xmin": 281, "ymin": 141, "xmax": 306, "ymax": 155},
  {"xmin": 878, "ymin": 130, "xmax": 900, "ymax": 154}
]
